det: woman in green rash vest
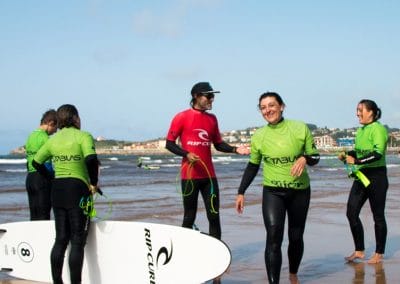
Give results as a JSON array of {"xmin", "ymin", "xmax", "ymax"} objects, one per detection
[
  {"xmin": 235, "ymin": 92, "xmax": 320, "ymax": 284},
  {"xmin": 33, "ymin": 104, "xmax": 100, "ymax": 284},
  {"xmin": 338, "ymin": 99, "xmax": 388, "ymax": 264}
]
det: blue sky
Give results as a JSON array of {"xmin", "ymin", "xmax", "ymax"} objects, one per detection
[{"xmin": 1, "ymin": 0, "xmax": 399, "ymax": 155}]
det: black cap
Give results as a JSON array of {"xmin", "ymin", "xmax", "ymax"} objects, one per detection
[{"xmin": 190, "ymin": 82, "xmax": 220, "ymax": 95}]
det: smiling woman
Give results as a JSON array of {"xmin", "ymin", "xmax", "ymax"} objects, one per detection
[
  {"xmin": 338, "ymin": 99, "xmax": 389, "ymax": 265},
  {"xmin": 236, "ymin": 91, "xmax": 320, "ymax": 284}
]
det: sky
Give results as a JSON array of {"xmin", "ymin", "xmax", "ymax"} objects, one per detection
[{"xmin": 1, "ymin": 0, "xmax": 400, "ymax": 155}]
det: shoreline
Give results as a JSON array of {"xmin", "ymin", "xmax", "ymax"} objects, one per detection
[
  {"xmin": 2, "ymin": 182, "xmax": 400, "ymax": 283},
  {"xmin": 1, "ymin": 158, "xmax": 399, "ymax": 283},
  {"xmin": 9, "ymin": 146, "xmax": 400, "ymax": 156}
]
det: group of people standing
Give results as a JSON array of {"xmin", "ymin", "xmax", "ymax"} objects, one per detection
[
  {"xmin": 26, "ymin": 104, "xmax": 100, "ymax": 284},
  {"xmin": 26, "ymin": 82, "xmax": 389, "ymax": 284}
]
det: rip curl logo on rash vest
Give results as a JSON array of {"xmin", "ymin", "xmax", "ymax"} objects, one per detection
[{"xmin": 187, "ymin": 129, "xmax": 211, "ymax": 146}]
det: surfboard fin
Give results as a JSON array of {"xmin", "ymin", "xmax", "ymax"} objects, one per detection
[{"xmin": 1, "ymin": 268, "xmax": 13, "ymax": 272}]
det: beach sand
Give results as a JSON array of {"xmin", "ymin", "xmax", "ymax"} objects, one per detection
[{"xmin": 1, "ymin": 177, "xmax": 400, "ymax": 284}]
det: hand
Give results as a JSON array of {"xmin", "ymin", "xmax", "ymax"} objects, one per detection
[
  {"xmin": 235, "ymin": 194, "xmax": 245, "ymax": 214},
  {"xmin": 345, "ymin": 155, "xmax": 356, "ymax": 165},
  {"xmin": 89, "ymin": 184, "xmax": 99, "ymax": 195},
  {"xmin": 236, "ymin": 145, "xmax": 250, "ymax": 155},
  {"xmin": 290, "ymin": 156, "xmax": 306, "ymax": 177},
  {"xmin": 338, "ymin": 151, "xmax": 346, "ymax": 161},
  {"xmin": 186, "ymin": 152, "xmax": 200, "ymax": 163}
]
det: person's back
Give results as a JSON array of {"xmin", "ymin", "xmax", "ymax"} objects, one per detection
[
  {"xmin": 25, "ymin": 109, "xmax": 57, "ymax": 220},
  {"xmin": 42, "ymin": 127, "xmax": 95, "ymax": 182},
  {"xmin": 33, "ymin": 104, "xmax": 99, "ymax": 284}
]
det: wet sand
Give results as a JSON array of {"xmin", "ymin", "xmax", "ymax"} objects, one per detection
[{"xmin": 2, "ymin": 176, "xmax": 400, "ymax": 283}]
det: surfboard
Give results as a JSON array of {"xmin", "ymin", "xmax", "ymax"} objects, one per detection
[{"xmin": 0, "ymin": 221, "xmax": 231, "ymax": 283}]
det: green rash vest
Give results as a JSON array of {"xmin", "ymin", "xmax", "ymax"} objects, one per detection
[
  {"xmin": 249, "ymin": 119, "xmax": 319, "ymax": 190},
  {"xmin": 25, "ymin": 128, "xmax": 50, "ymax": 173},
  {"xmin": 34, "ymin": 127, "xmax": 97, "ymax": 186},
  {"xmin": 354, "ymin": 121, "xmax": 388, "ymax": 169}
]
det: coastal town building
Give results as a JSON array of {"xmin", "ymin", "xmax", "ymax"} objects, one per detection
[
  {"xmin": 314, "ymin": 135, "xmax": 337, "ymax": 149},
  {"xmin": 10, "ymin": 127, "xmax": 400, "ymax": 155}
]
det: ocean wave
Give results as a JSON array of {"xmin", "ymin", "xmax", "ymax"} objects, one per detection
[
  {"xmin": 5, "ymin": 169, "xmax": 26, "ymax": 173},
  {"xmin": 387, "ymin": 164, "xmax": 400, "ymax": 168},
  {"xmin": 0, "ymin": 187, "xmax": 25, "ymax": 193},
  {"xmin": 0, "ymin": 158, "xmax": 27, "ymax": 164},
  {"xmin": 318, "ymin": 167, "xmax": 341, "ymax": 172}
]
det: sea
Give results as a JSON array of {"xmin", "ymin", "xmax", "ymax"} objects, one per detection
[
  {"xmin": 1, "ymin": 153, "xmax": 400, "ymax": 283},
  {"xmin": 1, "ymin": 153, "xmax": 400, "ymax": 225}
]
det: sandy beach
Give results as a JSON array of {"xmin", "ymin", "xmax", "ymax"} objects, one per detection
[{"xmin": 1, "ymin": 169, "xmax": 399, "ymax": 284}]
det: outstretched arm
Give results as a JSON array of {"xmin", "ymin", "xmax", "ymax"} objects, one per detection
[
  {"xmin": 214, "ymin": 141, "xmax": 250, "ymax": 155},
  {"xmin": 32, "ymin": 159, "xmax": 54, "ymax": 179},
  {"xmin": 236, "ymin": 162, "xmax": 260, "ymax": 214}
]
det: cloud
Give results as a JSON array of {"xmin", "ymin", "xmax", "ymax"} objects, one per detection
[
  {"xmin": 131, "ymin": 0, "xmax": 222, "ymax": 39},
  {"xmin": 132, "ymin": 7, "xmax": 186, "ymax": 39}
]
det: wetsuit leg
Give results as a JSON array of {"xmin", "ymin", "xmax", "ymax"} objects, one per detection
[
  {"xmin": 37, "ymin": 177, "xmax": 51, "ymax": 220},
  {"xmin": 26, "ymin": 172, "xmax": 51, "ymax": 220},
  {"xmin": 68, "ymin": 207, "xmax": 90, "ymax": 284},
  {"xmin": 51, "ymin": 207, "xmax": 70, "ymax": 284},
  {"xmin": 346, "ymin": 181, "xmax": 368, "ymax": 251},
  {"xmin": 286, "ymin": 188, "xmax": 310, "ymax": 274},
  {"xmin": 262, "ymin": 188, "xmax": 286, "ymax": 284},
  {"xmin": 200, "ymin": 178, "xmax": 221, "ymax": 239},
  {"xmin": 367, "ymin": 170, "xmax": 388, "ymax": 254},
  {"xmin": 181, "ymin": 179, "xmax": 200, "ymax": 229},
  {"xmin": 25, "ymin": 173, "xmax": 38, "ymax": 220}
]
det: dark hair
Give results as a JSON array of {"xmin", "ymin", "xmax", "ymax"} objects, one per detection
[
  {"xmin": 258, "ymin": 92, "xmax": 285, "ymax": 107},
  {"xmin": 57, "ymin": 104, "xmax": 79, "ymax": 129},
  {"xmin": 190, "ymin": 96, "xmax": 196, "ymax": 107},
  {"xmin": 359, "ymin": 99, "xmax": 382, "ymax": 121},
  {"xmin": 40, "ymin": 109, "xmax": 57, "ymax": 125}
]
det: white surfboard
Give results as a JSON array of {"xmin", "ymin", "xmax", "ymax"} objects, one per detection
[{"xmin": 0, "ymin": 221, "xmax": 231, "ymax": 284}]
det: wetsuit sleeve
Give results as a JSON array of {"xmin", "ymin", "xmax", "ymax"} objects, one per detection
[
  {"xmin": 347, "ymin": 150, "xmax": 357, "ymax": 158},
  {"xmin": 303, "ymin": 154, "xmax": 320, "ymax": 166},
  {"xmin": 346, "ymin": 150, "xmax": 382, "ymax": 165},
  {"xmin": 238, "ymin": 162, "xmax": 260, "ymax": 194},
  {"xmin": 165, "ymin": 140, "xmax": 189, "ymax": 157},
  {"xmin": 303, "ymin": 123, "xmax": 320, "ymax": 166},
  {"xmin": 85, "ymin": 154, "xmax": 99, "ymax": 185},
  {"xmin": 354, "ymin": 151, "xmax": 382, "ymax": 165},
  {"xmin": 214, "ymin": 141, "xmax": 236, "ymax": 153},
  {"xmin": 32, "ymin": 159, "xmax": 54, "ymax": 179}
]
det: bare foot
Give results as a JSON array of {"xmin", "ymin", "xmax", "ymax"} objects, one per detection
[
  {"xmin": 345, "ymin": 251, "xmax": 365, "ymax": 262},
  {"xmin": 367, "ymin": 253, "xmax": 384, "ymax": 264},
  {"xmin": 289, "ymin": 273, "xmax": 300, "ymax": 284}
]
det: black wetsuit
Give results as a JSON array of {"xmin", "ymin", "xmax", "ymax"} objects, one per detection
[
  {"xmin": 165, "ymin": 108, "xmax": 237, "ymax": 240},
  {"xmin": 25, "ymin": 128, "xmax": 52, "ymax": 220},
  {"xmin": 34, "ymin": 127, "xmax": 99, "ymax": 284},
  {"xmin": 181, "ymin": 178, "xmax": 221, "ymax": 238},
  {"xmin": 238, "ymin": 119, "xmax": 319, "ymax": 283},
  {"xmin": 345, "ymin": 121, "xmax": 389, "ymax": 255}
]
